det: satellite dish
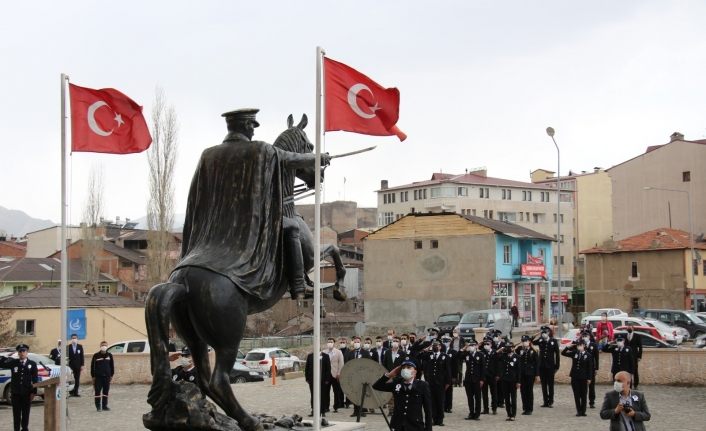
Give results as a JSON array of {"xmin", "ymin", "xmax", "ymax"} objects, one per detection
[
  {"xmin": 339, "ymin": 359, "xmax": 392, "ymax": 409},
  {"xmin": 354, "ymin": 322, "xmax": 366, "ymax": 336}
]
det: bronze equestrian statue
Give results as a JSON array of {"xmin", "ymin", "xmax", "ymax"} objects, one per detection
[{"xmin": 143, "ymin": 109, "xmax": 342, "ymax": 431}]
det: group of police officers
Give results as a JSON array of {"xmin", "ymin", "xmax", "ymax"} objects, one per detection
[{"xmin": 330, "ymin": 323, "xmax": 643, "ymax": 430}]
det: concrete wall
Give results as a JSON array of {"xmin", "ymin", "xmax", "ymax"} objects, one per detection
[
  {"xmin": 26, "ymin": 226, "xmax": 82, "ymax": 258},
  {"xmin": 609, "ymin": 139, "xmax": 706, "ymax": 241},
  {"xmin": 584, "ymin": 249, "xmax": 686, "ymax": 312},
  {"xmin": 576, "ymin": 171, "xmax": 613, "ymax": 251},
  {"xmin": 364, "ymin": 232, "xmax": 495, "ymax": 328}
]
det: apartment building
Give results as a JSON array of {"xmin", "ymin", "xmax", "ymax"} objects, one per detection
[{"xmin": 376, "ymin": 169, "xmax": 574, "ymax": 294}]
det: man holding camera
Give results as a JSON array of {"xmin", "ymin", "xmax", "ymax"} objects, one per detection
[{"xmin": 600, "ymin": 371, "xmax": 650, "ymax": 430}]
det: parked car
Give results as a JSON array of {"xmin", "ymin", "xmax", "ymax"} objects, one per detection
[
  {"xmin": 230, "ymin": 351, "xmax": 265, "ymax": 384},
  {"xmin": 642, "ymin": 309, "xmax": 706, "ymax": 339},
  {"xmin": 581, "ymin": 315, "xmax": 646, "ymax": 329},
  {"xmin": 694, "ymin": 333, "xmax": 706, "ymax": 349},
  {"xmin": 242, "ymin": 348, "xmax": 301, "ymax": 376},
  {"xmin": 457, "ymin": 309, "xmax": 510, "ymax": 340},
  {"xmin": 612, "ymin": 330, "xmax": 675, "ymax": 349},
  {"xmin": 614, "ymin": 325, "xmax": 664, "ymax": 341},
  {"xmin": 558, "ymin": 328, "xmax": 582, "ymax": 349},
  {"xmin": 589, "ymin": 308, "xmax": 628, "ymax": 318},
  {"xmin": 695, "ymin": 312, "xmax": 706, "ymax": 323},
  {"xmin": 1, "ymin": 352, "xmax": 75, "ymax": 402},
  {"xmin": 640, "ymin": 317, "xmax": 686, "ymax": 345},
  {"xmin": 434, "ymin": 312, "xmax": 463, "ymax": 336},
  {"xmin": 106, "ymin": 339, "xmax": 150, "ymax": 354}
]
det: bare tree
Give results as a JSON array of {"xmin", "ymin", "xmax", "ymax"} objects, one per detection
[
  {"xmin": 81, "ymin": 166, "xmax": 104, "ymax": 289},
  {"xmin": 0, "ymin": 310, "xmax": 17, "ymax": 347},
  {"xmin": 146, "ymin": 87, "xmax": 179, "ymax": 286}
]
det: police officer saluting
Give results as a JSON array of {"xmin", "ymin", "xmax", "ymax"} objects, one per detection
[
  {"xmin": 0, "ymin": 343, "xmax": 39, "ymax": 431},
  {"xmin": 533, "ymin": 325, "xmax": 560, "ymax": 408},
  {"xmin": 581, "ymin": 330, "xmax": 600, "ymax": 408},
  {"xmin": 516, "ymin": 335, "xmax": 539, "ymax": 415},
  {"xmin": 461, "ymin": 340, "xmax": 485, "ymax": 420},
  {"xmin": 602, "ymin": 333, "xmax": 634, "ymax": 381},
  {"xmin": 422, "ymin": 339, "xmax": 451, "ymax": 426},
  {"xmin": 561, "ymin": 339, "xmax": 595, "ymax": 416},
  {"xmin": 373, "ymin": 360, "xmax": 432, "ymax": 431},
  {"xmin": 496, "ymin": 341, "xmax": 521, "ymax": 421}
]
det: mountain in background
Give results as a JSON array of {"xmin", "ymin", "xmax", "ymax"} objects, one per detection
[
  {"xmin": 0, "ymin": 206, "xmax": 55, "ymax": 237},
  {"xmin": 131, "ymin": 213, "xmax": 185, "ymax": 232}
]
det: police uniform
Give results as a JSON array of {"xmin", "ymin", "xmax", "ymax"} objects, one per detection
[
  {"xmin": 442, "ymin": 336, "xmax": 458, "ymax": 413},
  {"xmin": 479, "ymin": 339, "xmax": 496, "ymax": 414},
  {"xmin": 0, "ymin": 344, "xmax": 39, "ymax": 431},
  {"xmin": 421, "ymin": 341, "xmax": 451, "ymax": 426},
  {"xmin": 561, "ymin": 341, "xmax": 595, "ymax": 416},
  {"xmin": 515, "ymin": 335, "xmax": 539, "ymax": 415},
  {"xmin": 582, "ymin": 332, "xmax": 600, "ymax": 408},
  {"xmin": 372, "ymin": 361, "xmax": 433, "ymax": 431},
  {"xmin": 461, "ymin": 341, "xmax": 485, "ymax": 420},
  {"xmin": 602, "ymin": 334, "xmax": 635, "ymax": 378},
  {"xmin": 626, "ymin": 329, "xmax": 643, "ymax": 388},
  {"xmin": 490, "ymin": 331, "xmax": 507, "ymax": 408},
  {"xmin": 495, "ymin": 343, "xmax": 521, "ymax": 420},
  {"xmin": 90, "ymin": 347, "xmax": 115, "ymax": 411},
  {"xmin": 171, "ymin": 348, "xmax": 199, "ymax": 384},
  {"xmin": 533, "ymin": 327, "xmax": 560, "ymax": 407}
]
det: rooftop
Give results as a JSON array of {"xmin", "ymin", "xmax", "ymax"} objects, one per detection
[
  {"xmin": 0, "ymin": 257, "xmax": 115, "ymax": 282},
  {"xmin": 378, "ymin": 172, "xmax": 554, "ymax": 192},
  {"xmin": 0, "ymin": 286, "xmax": 143, "ymax": 308},
  {"xmin": 581, "ymin": 228, "xmax": 706, "ymax": 254}
]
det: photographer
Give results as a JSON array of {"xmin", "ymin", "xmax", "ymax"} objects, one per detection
[{"xmin": 600, "ymin": 371, "xmax": 650, "ymax": 430}]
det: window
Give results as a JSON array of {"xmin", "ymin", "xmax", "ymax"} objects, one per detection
[
  {"xmin": 378, "ymin": 212, "xmax": 395, "ymax": 226},
  {"xmin": 458, "ymin": 187, "xmax": 468, "ymax": 196},
  {"xmin": 414, "ymin": 190, "xmax": 418, "ymax": 200},
  {"xmin": 414, "ymin": 240, "xmax": 423, "ymax": 250},
  {"xmin": 431, "ymin": 186, "xmax": 456, "ymax": 198},
  {"xmin": 554, "ymin": 256, "xmax": 565, "ymax": 265},
  {"xmin": 479, "ymin": 187, "xmax": 489, "ymax": 199},
  {"xmin": 526, "ymin": 212, "xmax": 530, "ymax": 221},
  {"xmin": 503, "ymin": 245, "xmax": 511, "ymax": 264},
  {"xmin": 423, "ymin": 189, "xmax": 427, "ymax": 199},
  {"xmin": 502, "ymin": 189, "xmax": 512, "ymax": 200},
  {"xmin": 540, "ymin": 191, "xmax": 549, "ymax": 202},
  {"xmin": 519, "ymin": 212, "xmax": 524, "ymax": 222},
  {"xmin": 16, "ymin": 319, "xmax": 35, "ymax": 336},
  {"xmin": 502, "ymin": 189, "xmax": 506, "ymax": 200},
  {"xmin": 391, "ymin": 193, "xmax": 395, "ymax": 203},
  {"xmin": 560, "ymin": 235, "xmax": 564, "ymax": 243},
  {"xmin": 410, "ymin": 207, "xmax": 415, "ymax": 214},
  {"xmin": 13, "ymin": 285, "xmax": 27, "ymax": 295},
  {"xmin": 523, "ymin": 191, "xmax": 532, "ymax": 201},
  {"xmin": 383, "ymin": 194, "xmax": 387, "ymax": 204},
  {"xmin": 97, "ymin": 285, "xmax": 110, "ymax": 293},
  {"xmin": 683, "ymin": 171, "xmax": 691, "ymax": 182},
  {"xmin": 553, "ymin": 213, "xmax": 557, "ymax": 223},
  {"xmin": 431, "ymin": 240, "xmax": 439, "ymax": 249},
  {"xmin": 499, "ymin": 212, "xmax": 516, "ymax": 222},
  {"xmin": 631, "ymin": 261, "xmax": 638, "ymax": 278},
  {"xmin": 127, "ymin": 341, "xmax": 147, "ymax": 353},
  {"xmin": 121, "ymin": 260, "xmax": 132, "ymax": 268},
  {"xmin": 483, "ymin": 210, "xmax": 489, "ymax": 218},
  {"xmin": 533, "ymin": 213, "xmax": 545, "ymax": 223},
  {"xmin": 488, "ymin": 210, "xmax": 493, "ymax": 219},
  {"xmin": 471, "ymin": 209, "xmax": 476, "ymax": 216},
  {"xmin": 631, "ymin": 297, "xmax": 640, "ymax": 311},
  {"xmin": 694, "ymin": 259, "xmax": 699, "ymax": 275},
  {"xmin": 539, "ymin": 248, "xmax": 545, "ymax": 258},
  {"xmin": 560, "ymin": 214, "xmax": 564, "ymax": 223},
  {"xmin": 703, "ymin": 261, "xmax": 706, "ymax": 275}
]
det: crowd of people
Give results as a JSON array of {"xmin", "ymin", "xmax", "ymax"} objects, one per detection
[{"xmin": 306, "ymin": 311, "xmax": 651, "ymax": 430}]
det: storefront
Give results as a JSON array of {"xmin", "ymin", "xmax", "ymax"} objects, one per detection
[
  {"xmin": 491, "ymin": 282, "xmax": 514, "ymax": 311},
  {"xmin": 517, "ymin": 281, "xmax": 539, "ymax": 324}
]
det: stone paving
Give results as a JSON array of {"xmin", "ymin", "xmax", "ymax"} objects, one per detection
[{"xmin": 2, "ymin": 379, "xmax": 705, "ymax": 430}]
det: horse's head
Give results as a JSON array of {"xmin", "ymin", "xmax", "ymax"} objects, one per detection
[{"xmin": 273, "ymin": 114, "xmax": 313, "ymax": 155}]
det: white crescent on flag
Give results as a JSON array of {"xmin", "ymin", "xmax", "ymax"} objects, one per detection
[{"xmin": 347, "ymin": 83, "xmax": 380, "ymax": 119}]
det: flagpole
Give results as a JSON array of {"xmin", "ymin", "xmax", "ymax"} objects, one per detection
[
  {"xmin": 59, "ymin": 73, "xmax": 69, "ymax": 431},
  {"xmin": 312, "ymin": 45, "xmax": 325, "ymax": 431}
]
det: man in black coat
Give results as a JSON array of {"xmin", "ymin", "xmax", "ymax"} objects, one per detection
[
  {"xmin": 625, "ymin": 327, "xmax": 643, "ymax": 388},
  {"xmin": 441, "ymin": 334, "xmax": 459, "ymax": 413},
  {"xmin": 581, "ymin": 330, "xmax": 600, "ymax": 408},
  {"xmin": 90, "ymin": 340, "xmax": 115, "ymax": 411},
  {"xmin": 602, "ymin": 334, "xmax": 635, "ymax": 380},
  {"xmin": 496, "ymin": 342, "xmax": 521, "ymax": 421},
  {"xmin": 532, "ymin": 325, "xmax": 560, "ymax": 407},
  {"xmin": 383, "ymin": 336, "xmax": 404, "ymax": 371},
  {"xmin": 370, "ymin": 336, "xmax": 387, "ymax": 366},
  {"xmin": 515, "ymin": 335, "xmax": 539, "ymax": 415},
  {"xmin": 49, "ymin": 339, "xmax": 62, "ymax": 366},
  {"xmin": 480, "ymin": 338, "xmax": 498, "ymax": 415},
  {"xmin": 461, "ymin": 340, "xmax": 485, "ymax": 420},
  {"xmin": 373, "ymin": 361, "xmax": 432, "ymax": 431},
  {"xmin": 422, "ymin": 339, "xmax": 451, "ymax": 426},
  {"xmin": 600, "ymin": 371, "xmax": 651, "ymax": 431},
  {"xmin": 0, "ymin": 344, "xmax": 39, "ymax": 431},
  {"xmin": 305, "ymin": 350, "xmax": 331, "ymax": 416},
  {"xmin": 562, "ymin": 339, "xmax": 595, "ymax": 416},
  {"xmin": 67, "ymin": 333, "xmax": 85, "ymax": 396}
]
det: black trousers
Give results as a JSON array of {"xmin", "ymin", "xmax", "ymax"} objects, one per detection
[
  {"xmin": 308, "ymin": 382, "xmax": 330, "ymax": 412},
  {"xmin": 520, "ymin": 375, "xmax": 535, "ymax": 412},
  {"xmin": 12, "ymin": 393, "xmax": 32, "ymax": 431},
  {"xmin": 444, "ymin": 382, "xmax": 453, "ymax": 411},
  {"xmin": 588, "ymin": 375, "xmax": 596, "ymax": 406},
  {"xmin": 429, "ymin": 382, "xmax": 445, "ymax": 424},
  {"xmin": 482, "ymin": 377, "xmax": 499, "ymax": 411},
  {"xmin": 571, "ymin": 379, "xmax": 588, "ymax": 414},
  {"xmin": 94, "ymin": 376, "xmax": 111, "ymax": 409},
  {"xmin": 632, "ymin": 362, "xmax": 640, "ymax": 388},
  {"xmin": 496, "ymin": 378, "xmax": 504, "ymax": 406},
  {"xmin": 331, "ymin": 378, "xmax": 344, "ymax": 409},
  {"xmin": 501, "ymin": 381, "xmax": 517, "ymax": 418},
  {"xmin": 539, "ymin": 368, "xmax": 555, "ymax": 405},
  {"xmin": 464, "ymin": 380, "xmax": 482, "ymax": 418},
  {"xmin": 70, "ymin": 366, "xmax": 82, "ymax": 395}
]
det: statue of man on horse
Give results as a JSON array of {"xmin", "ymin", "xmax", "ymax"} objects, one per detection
[{"xmin": 144, "ymin": 109, "xmax": 345, "ymax": 431}]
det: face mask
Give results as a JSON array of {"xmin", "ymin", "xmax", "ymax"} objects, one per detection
[
  {"xmin": 469, "ymin": 346, "xmax": 477, "ymax": 353},
  {"xmin": 483, "ymin": 344, "xmax": 491, "ymax": 351},
  {"xmin": 400, "ymin": 368, "xmax": 414, "ymax": 381},
  {"xmin": 353, "ymin": 342, "xmax": 361, "ymax": 349},
  {"xmin": 541, "ymin": 333, "xmax": 549, "ymax": 340},
  {"xmin": 613, "ymin": 381, "xmax": 623, "ymax": 392},
  {"xmin": 376, "ymin": 341, "xmax": 382, "ymax": 347},
  {"xmin": 392, "ymin": 342, "xmax": 399, "ymax": 349},
  {"xmin": 617, "ymin": 341, "xmax": 624, "ymax": 348},
  {"xmin": 179, "ymin": 358, "xmax": 190, "ymax": 367},
  {"xmin": 443, "ymin": 342, "xmax": 450, "ymax": 347},
  {"xmin": 583, "ymin": 337, "xmax": 590, "ymax": 344},
  {"xmin": 453, "ymin": 332, "xmax": 459, "ymax": 337},
  {"xmin": 72, "ymin": 339, "xmax": 78, "ymax": 345},
  {"xmin": 432, "ymin": 346, "xmax": 440, "ymax": 352},
  {"xmin": 100, "ymin": 346, "xmax": 107, "ymax": 352},
  {"xmin": 387, "ymin": 335, "xmax": 393, "ymax": 341},
  {"xmin": 363, "ymin": 343, "xmax": 371, "ymax": 349},
  {"xmin": 493, "ymin": 337, "xmax": 499, "ymax": 343},
  {"xmin": 522, "ymin": 341, "xmax": 529, "ymax": 347},
  {"xmin": 339, "ymin": 343, "xmax": 347, "ymax": 349},
  {"xmin": 429, "ymin": 334, "xmax": 436, "ymax": 340},
  {"xmin": 577, "ymin": 346, "xmax": 585, "ymax": 352},
  {"xmin": 400, "ymin": 339, "xmax": 408, "ymax": 346},
  {"xmin": 327, "ymin": 342, "xmax": 334, "ymax": 349}
]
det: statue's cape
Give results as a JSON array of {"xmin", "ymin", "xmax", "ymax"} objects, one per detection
[{"xmin": 174, "ymin": 138, "xmax": 285, "ymax": 303}]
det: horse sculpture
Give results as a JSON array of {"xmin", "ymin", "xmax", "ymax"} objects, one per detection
[{"xmin": 143, "ymin": 113, "xmax": 345, "ymax": 431}]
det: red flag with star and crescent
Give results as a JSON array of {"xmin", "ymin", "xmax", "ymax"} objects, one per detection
[
  {"xmin": 69, "ymin": 83, "xmax": 152, "ymax": 154},
  {"xmin": 324, "ymin": 57, "xmax": 406, "ymax": 141}
]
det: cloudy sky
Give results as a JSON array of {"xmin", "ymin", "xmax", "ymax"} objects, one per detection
[{"xmin": 2, "ymin": 1, "xmax": 706, "ymax": 224}]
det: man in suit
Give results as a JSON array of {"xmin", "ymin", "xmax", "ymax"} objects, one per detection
[
  {"xmin": 383, "ymin": 336, "xmax": 403, "ymax": 371},
  {"xmin": 373, "ymin": 361, "xmax": 432, "ymax": 431},
  {"xmin": 371, "ymin": 336, "xmax": 387, "ymax": 366},
  {"xmin": 305, "ymin": 350, "xmax": 331, "ymax": 417},
  {"xmin": 49, "ymin": 339, "xmax": 62, "ymax": 365},
  {"xmin": 67, "ymin": 333, "xmax": 85, "ymax": 396},
  {"xmin": 0, "ymin": 344, "xmax": 39, "ymax": 431},
  {"xmin": 382, "ymin": 328, "xmax": 396, "ymax": 349},
  {"xmin": 600, "ymin": 371, "xmax": 651, "ymax": 431},
  {"xmin": 626, "ymin": 327, "xmax": 643, "ymax": 388},
  {"xmin": 323, "ymin": 337, "xmax": 345, "ymax": 412}
]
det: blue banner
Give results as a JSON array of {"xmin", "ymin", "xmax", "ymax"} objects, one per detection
[{"xmin": 67, "ymin": 309, "xmax": 87, "ymax": 339}]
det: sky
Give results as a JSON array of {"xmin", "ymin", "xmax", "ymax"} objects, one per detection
[{"xmin": 2, "ymin": 1, "xmax": 706, "ymax": 224}]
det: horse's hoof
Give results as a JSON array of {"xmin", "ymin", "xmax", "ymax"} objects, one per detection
[
  {"xmin": 333, "ymin": 286, "xmax": 347, "ymax": 302},
  {"xmin": 240, "ymin": 415, "xmax": 264, "ymax": 431}
]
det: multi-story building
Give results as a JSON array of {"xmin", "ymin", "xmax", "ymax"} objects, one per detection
[{"xmin": 376, "ymin": 169, "xmax": 574, "ymax": 309}]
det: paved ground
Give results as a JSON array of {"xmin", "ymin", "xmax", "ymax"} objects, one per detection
[{"xmin": 2, "ymin": 379, "xmax": 705, "ymax": 430}]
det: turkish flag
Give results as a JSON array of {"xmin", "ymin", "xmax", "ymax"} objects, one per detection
[
  {"xmin": 324, "ymin": 57, "xmax": 406, "ymax": 141},
  {"xmin": 69, "ymin": 83, "xmax": 152, "ymax": 154}
]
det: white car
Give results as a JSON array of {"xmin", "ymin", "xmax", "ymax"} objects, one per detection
[
  {"xmin": 581, "ymin": 315, "xmax": 644, "ymax": 328},
  {"xmin": 1, "ymin": 352, "xmax": 75, "ymax": 402},
  {"xmin": 106, "ymin": 339, "xmax": 150, "ymax": 354},
  {"xmin": 641, "ymin": 317, "xmax": 686, "ymax": 345},
  {"xmin": 588, "ymin": 308, "xmax": 629, "ymax": 318},
  {"xmin": 242, "ymin": 348, "xmax": 301, "ymax": 376}
]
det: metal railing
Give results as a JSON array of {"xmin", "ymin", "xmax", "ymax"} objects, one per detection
[{"xmin": 238, "ymin": 335, "xmax": 313, "ymax": 351}]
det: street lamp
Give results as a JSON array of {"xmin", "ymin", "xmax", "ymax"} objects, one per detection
[
  {"xmin": 545, "ymin": 127, "xmax": 561, "ymax": 331},
  {"xmin": 644, "ymin": 186, "xmax": 697, "ymax": 312}
]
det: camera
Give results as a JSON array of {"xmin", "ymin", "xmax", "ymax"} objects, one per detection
[{"xmin": 622, "ymin": 402, "xmax": 632, "ymax": 413}]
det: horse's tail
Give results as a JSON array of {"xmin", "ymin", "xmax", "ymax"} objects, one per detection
[{"xmin": 145, "ymin": 281, "xmax": 186, "ymax": 410}]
